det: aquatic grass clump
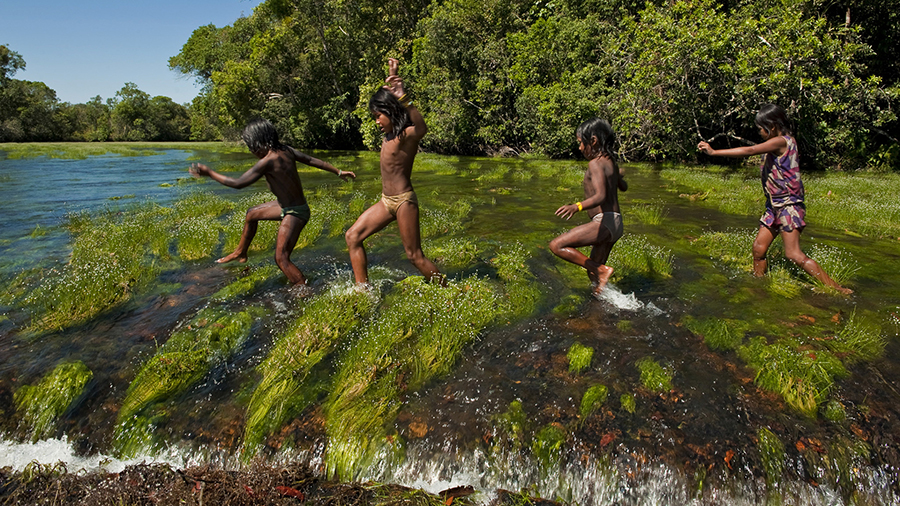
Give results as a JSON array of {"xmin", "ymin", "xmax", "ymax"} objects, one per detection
[
  {"xmin": 765, "ymin": 266, "xmax": 804, "ymax": 298},
  {"xmin": 210, "ymin": 264, "xmax": 281, "ymax": 302},
  {"xmin": 325, "ymin": 276, "xmax": 503, "ymax": 479},
  {"xmin": 737, "ymin": 337, "xmax": 848, "ymax": 417},
  {"xmin": 243, "ymin": 284, "xmax": 377, "ymax": 455},
  {"xmin": 636, "ymin": 357, "xmax": 673, "ymax": 393},
  {"xmin": 567, "ymin": 343, "xmax": 594, "ymax": 374},
  {"xmin": 419, "ymin": 196, "xmax": 476, "ymax": 239},
  {"xmin": 805, "ymin": 244, "xmax": 859, "ymax": 288},
  {"xmin": 608, "ymin": 235, "xmax": 674, "ymax": 279},
  {"xmin": 682, "ymin": 316, "xmax": 748, "ymax": 351},
  {"xmin": 424, "ymin": 237, "xmax": 482, "ymax": 269},
  {"xmin": 823, "ymin": 310, "xmax": 885, "ymax": 365},
  {"xmin": 757, "ymin": 427, "xmax": 785, "ymax": 486},
  {"xmin": 172, "ymin": 190, "xmax": 234, "ymax": 221},
  {"xmin": 492, "ymin": 242, "xmax": 542, "ymax": 318},
  {"xmin": 532, "ymin": 423, "xmax": 567, "ymax": 467},
  {"xmin": 620, "ymin": 393, "xmax": 636, "ymax": 413},
  {"xmin": 175, "ymin": 216, "xmax": 224, "ymax": 261},
  {"xmin": 659, "ymin": 168, "xmax": 761, "ymax": 216},
  {"xmin": 14, "ymin": 361, "xmax": 93, "ymax": 441},
  {"xmin": 630, "ymin": 201, "xmax": 667, "ymax": 225},
  {"xmin": 805, "ymin": 173, "xmax": 900, "ymax": 238},
  {"xmin": 693, "ymin": 229, "xmax": 755, "ymax": 272},
  {"xmin": 21, "ymin": 201, "xmax": 176, "ymax": 332},
  {"xmin": 579, "ymin": 384, "xmax": 608, "ymax": 418},
  {"xmin": 117, "ymin": 307, "xmax": 260, "ymax": 437},
  {"xmin": 492, "ymin": 400, "xmax": 528, "ymax": 446}
]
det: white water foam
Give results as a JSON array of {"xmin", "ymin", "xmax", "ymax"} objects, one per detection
[
  {"xmin": 596, "ymin": 285, "xmax": 665, "ymax": 316},
  {"xmin": 0, "ymin": 437, "xmax": 180, "ymax": 474}
]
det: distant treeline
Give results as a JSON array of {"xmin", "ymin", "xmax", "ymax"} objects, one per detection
[{"xmin": 4, "ymin": 0, "xmax": 900, "ymax": 169}]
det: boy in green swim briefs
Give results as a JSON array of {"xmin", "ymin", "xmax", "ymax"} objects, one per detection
[{"xmin": 189, "ymin": 118, "xmax": 355, "ymax": 286}]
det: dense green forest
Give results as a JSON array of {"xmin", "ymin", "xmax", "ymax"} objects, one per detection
[{"xmin": 3, "ymin": 0, "xmax": 899, "ymax": 169}]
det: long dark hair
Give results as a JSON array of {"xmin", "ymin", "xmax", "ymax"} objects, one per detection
[
  {"xmin": 241, "ymin": 118, "xmax": 283, "ymax": 153},
  {"xmin": 755, "ymin": 103, "xmax": 793, "ymax": 136},
  {"xmin": 369, "ymin": 88, "xmax": 411, "ymax": 138},
  {"xmin": 576, "ymin": 118, "xmax": 617, "ymax": 161}
]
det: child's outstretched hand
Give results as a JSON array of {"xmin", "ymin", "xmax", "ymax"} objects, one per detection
[
  {"xmin": 383, "ymin": 58, "xmax": 405, "ymax": 99},
  {"xmin": 555, "ymin": 204, "xmax": 578, "ymax": 220},
  {"xmin": 697, "ymin": 141, "xmax": 713, "ymax": 155},
  {"xmin": 189, "ymin": 163, "xmax": 210, "ymax": 178},
  {"xmin": 338, "ymin": 170, "xmax": 356, "ymax": 182}
]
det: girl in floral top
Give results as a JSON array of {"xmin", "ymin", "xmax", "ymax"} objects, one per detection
[{"xmin": 698, "ymin": 104, "xmax": 852, "ymax": 294}]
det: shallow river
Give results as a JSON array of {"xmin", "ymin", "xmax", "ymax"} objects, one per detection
[{"xmin": 0, "ymin": 147, "xmax": 898, "ymax": 505}]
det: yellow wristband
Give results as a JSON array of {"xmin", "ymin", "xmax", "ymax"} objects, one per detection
[{"xmin": 576, "ymin": 202, "xmax": 583, "ymax": 212}]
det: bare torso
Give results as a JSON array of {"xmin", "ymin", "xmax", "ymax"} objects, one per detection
[
  {"xmin": 584, "ymin": 155, "xmax": 621, "ymax": 219},
  {"xmin": 261, "ymin": 147, "xmax": 307, "ymax": 208},
  {"xmin": 379, "ymin": 133, "xmax": 417, "ymax": 195}
]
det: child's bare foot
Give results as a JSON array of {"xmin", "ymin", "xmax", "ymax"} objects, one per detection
[
  {"xmin": 216, "ymin": 252, "xmax": 248, "ymax": 264},
  {"xmin": 592, "ymin": 265, "xmax": 614, "ymax": 295}
]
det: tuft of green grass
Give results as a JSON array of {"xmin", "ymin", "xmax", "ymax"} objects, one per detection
[
  {"xmin": 693, "ymin": 229, "xmax": 755, "ymax": 272},
  {"xmin": 116, "ymin": 306, "xmax": 263, "ymax": 456},
  {"xmin": 683, "ymin": 316, "xmax": 748, "ymax": 351},
  {"xmin": 243, "ymin": 284, "xmax": 377, "ymax": 456},
  {"xmin": 492, "ymin": 243, "xmax": 542, "ymax": 318},
  {"xmin": 757, "ymin": 427, "xmax": 785, "ymax": 486},
  {"xmin": 821, "ymin": 400, "xmax": 846, "ymax": 422},
  {"xmin": 804, "ymin": 244, "xmax": 859, "ymax": 288},
  {"xmin": 608, "ymin": 234, "xmax": 674, "ymax": 279},
  {"xmin": 492, "ymin": 400, "xmax": 528, "ymax": 446},
  {"xmin": 324, "ymin": 276, "xmax": 503, "ymax": 479},
  {"xmin": 176, "ymin": 216, "xmax": 224, "ymax": 261},
  {"xmin": 531, "ymin": 423, "xmax": 567, "ymax": 467},
  {"xmin": 567, "ymin": 343, "xmax": 594, "ymax": 374},
  {"xmin": 630, "ymin": 201, "xmax": 668, "ymax": 225},
  {"xmin": 579, "ymin": 384, "xmax": 608, "ymax": 418},
  {"xmin": 822, "ymin": 310, "xmax": 885, "ymax": 365},
  {"xmin": 765, "ymin": 266, "xmax": 804, "ymax": 298},
  {"xmin": 620, "ymin": 393, "xmax": 636, "ymax": 414},
  {"xmin": 14, "ymin": 361, "xmax": 93, "ymax": 442},
  {"xmin": 425, "ymin": 237, "xmax": 481, "ymax": 269},
  {"xmin": 210, "ymin": 264, "xmax": 281, "ymax": 302},
  {"xmin": 737, "ymin": 336, "xmax": 848, "ymax": 418},
  {"xmin": 636, "ymin": 357, "xmax": 673, "ymax": 393}
]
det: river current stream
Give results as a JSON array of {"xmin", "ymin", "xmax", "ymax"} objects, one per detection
[{"xmin": 0, "ymin": 147, "xmax": 898, "ymax": 505}]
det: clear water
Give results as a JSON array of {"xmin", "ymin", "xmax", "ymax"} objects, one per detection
[{"xmin": 0, "ymin": 148, "xmax": 898, "ymax": 504}]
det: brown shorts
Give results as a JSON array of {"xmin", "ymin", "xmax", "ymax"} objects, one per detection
[{"xmin": 381, "ymin": 190, "xmax": 418, "ymax": 217}]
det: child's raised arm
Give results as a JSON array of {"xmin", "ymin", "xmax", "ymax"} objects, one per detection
[
  {"xmin": 189, "ymin": 162, "xmax": 266, "ymax": 189},
  {"xmin": 384, "ymin": 58, "xmax": 427, "ymax": 140}
]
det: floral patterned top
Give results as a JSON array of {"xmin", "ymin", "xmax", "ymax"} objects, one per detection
[{"xmin": 761, "ymin": 135, "xmax": 804, "ymax": 208}]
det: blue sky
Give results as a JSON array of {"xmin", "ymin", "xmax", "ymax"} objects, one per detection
[{"xmin": 1, "ymin": 0, "xmax": 263, "ymax": 105}]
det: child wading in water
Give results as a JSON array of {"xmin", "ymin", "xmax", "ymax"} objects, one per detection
[
  {"xmin": 697, "ymin": 103, "xmax": 852, "ymax": 294},
  {"xmin": 345, "ymin": 58, "xmax": 444, "ymax": 287},
  {"xmin": 189, "ymin": 118, "xmax": 355, "ymax": 286},
  {"xmin": 550, "ymin": 118, "xmax": 627, "ymax": 296}
]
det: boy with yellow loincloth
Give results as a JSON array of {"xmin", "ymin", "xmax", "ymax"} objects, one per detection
[
  {"xmin": 189, "ymin": 118, "xmax": 355, "ymax": 286},
  {"xmin": 345, "ymin": 58, "xmax": 444, "ymax": 286}
]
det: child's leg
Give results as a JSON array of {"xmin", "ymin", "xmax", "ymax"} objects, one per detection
[
  {"xmin": 781, "ymin": 229, "xmax": 852, "ymax": 294},
  {"xmin": 275, "ymin": 214, "xmax": 308, "ymax": 285},
  {"xmin": 218, "ymin": 201, "xmax": 281, "ymax": 263},
  {"xmin": 549, "ymin": 221, "xmax": 612, "ymax": 292},
  {"xmin": 752, "ymin": 226, "xmax": 776, "ymax": 276},
  {"xmin": 345, "ymin": 202, "xmax": 395, "ymax": 284},
  {"xmin": 395, "ymin": 202, "xmax": 444, "ymax": 284},
  {"xmin": 588, "ymin": 242, "xmax": 615, "ymax": 292}
]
